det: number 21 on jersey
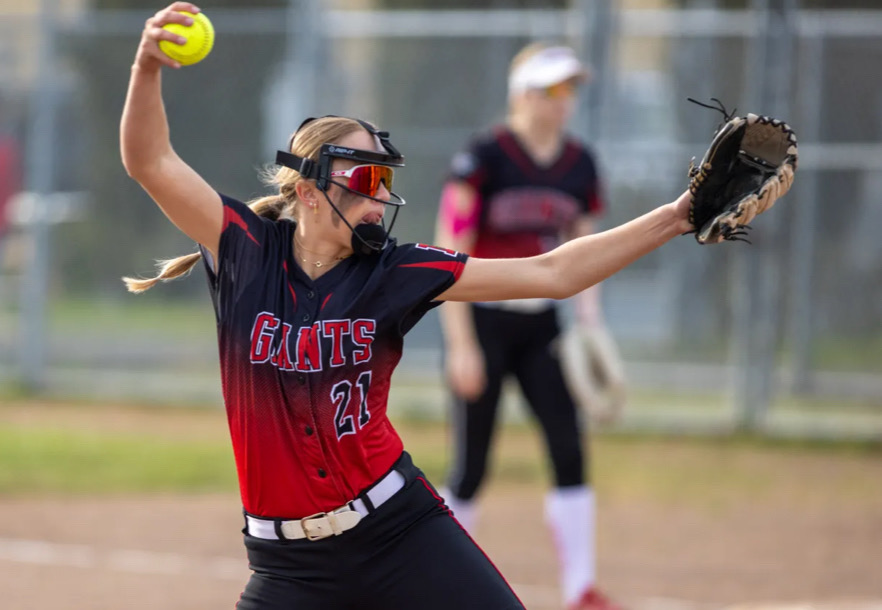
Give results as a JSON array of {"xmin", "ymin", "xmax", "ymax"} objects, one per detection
[{"xmin": 331, "ymin": 370, "xmax": 371, "ymax": 440}]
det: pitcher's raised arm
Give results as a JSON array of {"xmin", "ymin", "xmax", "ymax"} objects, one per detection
[{"xmin": 120, "ymin": 2, "xmax": 222, "ymax": 258}]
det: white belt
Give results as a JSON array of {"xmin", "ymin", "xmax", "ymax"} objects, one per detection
[
  {"xmin": 245, "ymin": 468, "xmax": 406, "ymax": 541},
  {"xmin": 477, "ymin": 298, "xmax": 554, "ymax": 314}
]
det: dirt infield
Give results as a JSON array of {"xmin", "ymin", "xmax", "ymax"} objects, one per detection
[
  {"xmin": 1, "ymin": 488, "xmax": 880, "ymax": 610},
  {"xmin": 0, "ymin": 401, "xmax": 880, "ymax": 609}
]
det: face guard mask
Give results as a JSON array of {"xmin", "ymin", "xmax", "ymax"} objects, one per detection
[{"xmin": 275, "ymin": 117, "xmax": 406, "ymax": 255}]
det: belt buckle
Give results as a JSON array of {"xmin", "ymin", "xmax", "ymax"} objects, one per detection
[{"xmin": 300, "ymin": 511, "xmax": 331, "ymax": 541}]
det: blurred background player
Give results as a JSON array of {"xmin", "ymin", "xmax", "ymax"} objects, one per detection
[{"xmin": 435, "ymin": 42, "xmax": 624, "ymax": 610}]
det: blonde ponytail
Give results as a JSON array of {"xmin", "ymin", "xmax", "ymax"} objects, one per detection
[{"xmin": 122, "ymin": 252, "xmax": 203, "ymax": 294}]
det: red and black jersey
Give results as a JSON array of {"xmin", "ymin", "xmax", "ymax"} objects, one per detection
[
  {"xmin": 201, "ymin": 194, "xmax": 467, "ymax": 519},
  {"xmin": 448, "ymin": 125, "xmax": 604, "ymax": 259}
]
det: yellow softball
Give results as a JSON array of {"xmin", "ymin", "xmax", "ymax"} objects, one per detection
[{"xmin": 158, "ymin": 11, "xmax": 214, "ymax": 66}]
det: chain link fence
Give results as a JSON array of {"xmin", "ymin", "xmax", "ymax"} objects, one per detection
[{"xmin": 1, "ymin": 2, "xmax": 881, "ymax": 439}]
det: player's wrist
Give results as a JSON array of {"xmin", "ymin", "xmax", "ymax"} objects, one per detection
[
  {"xmin": 445, "ymin": 338, "xmax": 480, "ymax": 353},
  {"xmin": 663, "ymin": 199, "xmax": 693, "ymax": 237},
  {"xmin": 131, "ymin": 58, "xmax": 163, "ymax": 73}
]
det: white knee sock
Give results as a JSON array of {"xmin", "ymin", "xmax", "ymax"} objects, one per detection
[
  {"xmin": 545, "ymin": 485, "xmax": 596, "ymax": 605},
  {"xmin": 439, "ymin": 487, "xmax": 477, "ymax": 532}
]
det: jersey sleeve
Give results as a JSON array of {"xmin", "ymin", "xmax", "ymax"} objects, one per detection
[
  {"xmin": 200, "ymin": 193, "xmax": 286, "ymax": 318},
  {"xmin": 446, "ymin": 137, "xmax": 488, "ymax": 190},
  {"xmin": 439, "ymin": 133, "xmax": 494, "ymax": 239},
  {"xmin": 446, "ymin": 128, "xmax": 503, "ymax": 191},
  {"xmin": 379, "ymin": 242, "xmax": 469, "ymax": 336}
]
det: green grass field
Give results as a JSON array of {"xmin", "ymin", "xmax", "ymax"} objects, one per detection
[
  {"xmin": 0, "ymin": 426, "xmax": 234, "ymax": 495},
  {"xmin": 1, "ymin": 399, "xmax": 878, "ymax": 510},
  {"xmin": 4, "ymin": 295, "xmax": 882, "ymax": 373}
]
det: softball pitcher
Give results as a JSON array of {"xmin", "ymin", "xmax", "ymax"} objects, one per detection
[{"xmin": 121, "ymin": 5, "xmax": 693, "ymax": 608}]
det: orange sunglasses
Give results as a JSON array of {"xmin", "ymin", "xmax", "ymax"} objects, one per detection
[{"xmin": 542, "ymin": 80, "xmax": 578, "ymax": 99}]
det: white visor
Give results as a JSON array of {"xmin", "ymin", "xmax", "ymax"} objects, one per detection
[{"xmin": 508, "ymin": 46, "xmax": 589, "ymax": 97}]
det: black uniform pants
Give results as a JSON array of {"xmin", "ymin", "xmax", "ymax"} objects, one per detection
[
  {"xmin": 236, "ymin": 452, "xmax": 524, "ymax": 610},
  {"xmin": 446, "ymin": 305, "xmax": 587, "ymax": 501}
]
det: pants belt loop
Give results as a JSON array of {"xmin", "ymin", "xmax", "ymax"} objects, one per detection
[
  {"xmin": 360, "ymin": 491, "xmax": 376, "ymax": 513},
  {"xmin": 273, "ymin": 518, "xmax": 286, "ymax": 540}
]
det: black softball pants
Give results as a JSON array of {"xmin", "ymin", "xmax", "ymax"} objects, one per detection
[
  {"xmin": 236, "ymin": 452, "xmax": 524, "ymax": 610},
  {"xmin": 446, "ymin": 305, "xmax": 587, "ymax": 501}
]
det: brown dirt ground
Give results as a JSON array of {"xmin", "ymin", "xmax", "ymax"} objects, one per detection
[{"xmin": 0, "ymin": 400, "xmax": 880, "ymax": 610}]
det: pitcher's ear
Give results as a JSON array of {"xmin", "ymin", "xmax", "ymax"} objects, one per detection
[{"xmin": 295, "ymin": 180, "xmax": 318, "ymax": 203}]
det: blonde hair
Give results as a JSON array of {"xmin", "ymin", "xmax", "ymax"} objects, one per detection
[{"xmin": 123, "ymin": 116, "xmax": 368, "ymax": 293}]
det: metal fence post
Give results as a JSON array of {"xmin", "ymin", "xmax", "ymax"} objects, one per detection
[
  {"xmin": 577, "ymin": 0, "xmax": 615, "ymax": 145},
  {"xmin": 18, "ymin": 0, "xmax": 60, "ymax": 391},
  {"xmin": 280, "ymin": 0, "xmax": 322, "ymax": 131},
  {"xmin": 788, "ymin": 16, "xmax": 823, "ymax": 394},
  {"xmin": 730, "ymin": 0, "xmax": 797, "ymax": 429}
]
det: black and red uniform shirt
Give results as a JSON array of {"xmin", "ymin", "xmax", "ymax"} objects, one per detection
[
  {"xmin": 201, "ymin": 194, "xmax": 467, "ymax": 519},
  {"xmin": 448, "ymin": 125, "xmax": 604, "ymax": 259}
]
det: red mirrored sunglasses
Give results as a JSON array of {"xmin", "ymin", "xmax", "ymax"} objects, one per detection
[{"xmin": 329, "ymin": 164, "xmax": 394, "ymax": 198}]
